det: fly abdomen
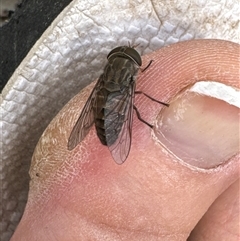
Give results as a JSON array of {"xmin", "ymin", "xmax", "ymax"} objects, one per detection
[
  {"xmin": 95, "ymin": 109, "xmax": 125, "ymax": 146},
  {"xmin": 95, "ymin": 90, "xmax": 128, "ymax": 146}
]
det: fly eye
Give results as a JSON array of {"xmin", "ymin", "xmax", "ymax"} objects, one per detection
[
  {"xmin": 124, "ymin": 48, "xmax": 142, "ymax": 66},
  {"xmin": 107, "ymin": 46, "xmax": 142, "ymax": 67},
  {"xmin": 107, "ymin": 47, "xmax": 123, "ymax": 59}
]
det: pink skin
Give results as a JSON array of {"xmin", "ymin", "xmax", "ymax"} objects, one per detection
[{"xmin": 11, "ymin": 40, "xmax": 239, "ymax": 241}]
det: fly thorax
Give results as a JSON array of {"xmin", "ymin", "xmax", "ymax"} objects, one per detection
[{"xmin": 103, "ymin": 81, "xmax": 121, "ymax": 92}]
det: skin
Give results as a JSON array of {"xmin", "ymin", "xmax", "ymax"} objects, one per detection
[{"xmin": 11, "ymin": 40, "xmax": 239, "ymax": 241}]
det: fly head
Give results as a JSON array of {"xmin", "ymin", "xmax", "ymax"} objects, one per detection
[{"xmin": 107, "ymin": 46, "xmax": 142, "ymax": 67}]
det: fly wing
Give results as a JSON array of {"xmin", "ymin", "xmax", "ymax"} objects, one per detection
[
  {"xmin": 67, "ymin": 77, "xmax": 102, "ymax": 150},
  {"xmin": 108, "ymin": 82, "xmax": 136, "ymax": 164}
]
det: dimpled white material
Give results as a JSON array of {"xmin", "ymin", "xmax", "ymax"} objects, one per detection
[{"xmin": 1, "ymin": 0, "xmax": 239, "ymax": 239}]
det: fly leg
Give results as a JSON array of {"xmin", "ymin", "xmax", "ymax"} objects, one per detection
[
  {"xmin": 133, "ymin": 105, "xmax": 153, "ymax": 128},
  {"xmin": 135, "ymin": 91, "xmax": 169, "ymax": 107},
  {"xmin": 134, "ymin": 91, "xmax": 169, "ymax": 128},
  {"xmin": 141, "ymin": 60, "xmax": 153, "ymax": 72}
]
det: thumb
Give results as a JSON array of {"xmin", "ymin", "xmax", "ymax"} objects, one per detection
[{"xmin": 11, "ymin": 39, "xmax": 239, "ymax": 241}]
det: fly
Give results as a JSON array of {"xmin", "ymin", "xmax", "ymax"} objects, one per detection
[{"xmin": 68, "ymin": 45, "xmax": 169, "ymax": 164}]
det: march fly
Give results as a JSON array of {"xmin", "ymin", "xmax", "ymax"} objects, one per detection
[{"xmin": 68, "ymin": 45, "xmax": 169, "ymax": 164}]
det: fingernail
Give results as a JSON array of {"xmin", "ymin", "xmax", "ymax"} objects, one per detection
[{"xmin": 154, "ymin": 81, "xmax": 239, "ymax": 169}]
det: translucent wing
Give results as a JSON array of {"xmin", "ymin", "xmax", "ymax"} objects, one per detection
[
  {"xmin": 108, "ymin": 81, "xmax": 136, "ymax": 164},
  {"xmin": 67, "ymin": 77, "xmax": 102, "ymax": 150}
]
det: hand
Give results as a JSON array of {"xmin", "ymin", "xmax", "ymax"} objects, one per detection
[{"xmin": 11, "ymin": 39, "xmax": 239, "ymax": 241}]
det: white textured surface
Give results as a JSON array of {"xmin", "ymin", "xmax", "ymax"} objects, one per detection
[
  {"xmin": 1, "ymin": 0, "xmax": 239, "ymax": 239},
  {"xmin": 190, "ymin": 81, "xmax": 240, "ymax": 108}
]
